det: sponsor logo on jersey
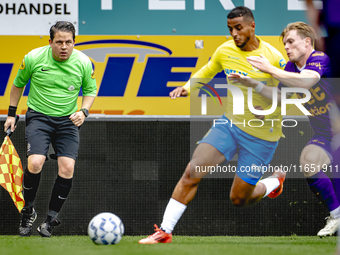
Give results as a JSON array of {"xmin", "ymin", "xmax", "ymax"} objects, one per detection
[
  {"xmin": 19, "ymin": 59, "xmax": 25, "ymax": 70},
  {"xmin": 311, "ymin": 139, "xmax": 325, "ymax": 145},
  {"xmin": 224, "ymin": 68, "xmax": 248, "ymax": 76},
  {"xmin": 307, "ymin": 62, "xmax": 322, "ymax": 70},
  {"xmin": 312, "ymin": 52, "xmax": 324, "ymax": 57},
  {"xmin": 228, "ymin": 56, "xmax": 240, "ymax": 60},
  {"xmin": 279, "ymin": 58, "xmax": 286, "ymax": 68}
]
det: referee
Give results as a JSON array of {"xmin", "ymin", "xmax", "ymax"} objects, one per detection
[{"xmin": 3, "ymin": 21, "xmax": 97, "ymax": 237}]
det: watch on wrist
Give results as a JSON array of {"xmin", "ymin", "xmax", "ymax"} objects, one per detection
[{"xmin": 80, "ymin": 108, "xmax": 89, "ymax": 118}]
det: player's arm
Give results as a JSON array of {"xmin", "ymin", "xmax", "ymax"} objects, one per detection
[
  {"xmin": 247, "ymin": 55, "xmax": 319, "ymax": 89},
  {"xmin": 306, "ymin": 0, "xmax": 321, "ymax": 35},
  {"xmin": 228, "ymin": 73, "xmax": 282, "ymax": 101},
  {"xmin": 4, "ymin": 84, "xmax": 24, "ymax": 133},
  {"xmin": 306, "ymin": 0, "xmax": 324, "ymax": 51},
  {"xmin": 170, "ymin": 67, "xmax": 216, "ymax": 99},
  {"xmin": 81, "ymin": 96, "xmax": 95, "ymax": 110},
  {"xmin": 70, "ymin": 96, "xmax": 96, "ymax": 127},
  {"xmin": 9, "ymin": 84, "xmax": 24, "ymax": 108},
  {"xmin": 170, "ymin": 48, "xmax": 223, "ymax": 99},
  {"xmin": 70, "ymin": 61, "xmax": 97, "ymax": 126},
  {"xmin": 170, "ymin": 87, "xmax": 188, "ymax": 99},
  {"xmin": 4, "ymin": 54, "xmax": 31, "ymax": 133}
]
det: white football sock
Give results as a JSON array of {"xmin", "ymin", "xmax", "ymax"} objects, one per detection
[
  {"xmin": 330, "ymin": 206, "xmax": 340, "ymax": 218},
  {"xmin": 259, "ymin": 177, "xmax": 280, "ymax": 197},
  {"xmin": 161, "ymin": 198, "xmax": 187, "ymax": 234}
]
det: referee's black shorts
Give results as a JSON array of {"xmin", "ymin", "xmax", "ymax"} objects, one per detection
[{"xmin": 25, "ymin": 108, "xmax": 79, "ymax": 160}]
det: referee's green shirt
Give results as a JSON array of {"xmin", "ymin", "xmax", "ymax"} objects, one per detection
[{"xmin": 14, "ymin": 45, "xmax": 97, "ymax": 117}]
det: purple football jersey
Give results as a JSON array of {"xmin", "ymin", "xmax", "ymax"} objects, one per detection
[{"xmin": 280, "ymin": 51, "xmax": 333, "ymax": 139}]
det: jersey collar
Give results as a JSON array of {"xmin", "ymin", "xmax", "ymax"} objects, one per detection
[{"xmin": 295, "ymin": 49, "xmax": 315, "ymax": 71}]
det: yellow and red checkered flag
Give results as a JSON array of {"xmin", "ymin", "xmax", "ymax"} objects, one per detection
[{"xmin": 0, "ymin": 134, "xmax": 25, "ymax": 212}]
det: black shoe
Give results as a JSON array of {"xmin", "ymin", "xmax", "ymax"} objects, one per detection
[
  {"xmin": 37, "ymin": 216, "xmax": 61, "ymax": 237},
  {"xmin": 19, "ymin": 207, "xmax": 37, "ymax": 237}
]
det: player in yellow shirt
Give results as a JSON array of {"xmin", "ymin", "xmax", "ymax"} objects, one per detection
[{"xmin": 139, "ymin": 6, "xmax": 287, "ymax": 244}]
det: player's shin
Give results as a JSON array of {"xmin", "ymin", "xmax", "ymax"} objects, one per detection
[
  {"xmin": 259, "ymin": 177, "xmax": 280, "ymax": 198},
  {"xmin": 306, "ymin": 171, "xmax": 340, "ymax": 216},
  {"xmin": 161, "ymin": 198, "xmax": 187, "ymax": 234},
  {"xmin": 48, "ymin": 175, "xmax": 73, "ymax": 220},
  {"xmin": 23, "ymin": 167, "xmax": 41, "ymax": 208}
]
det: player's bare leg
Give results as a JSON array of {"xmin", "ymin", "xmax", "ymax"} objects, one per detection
[
  {"xmin": 27, "ymin": 155, "xmax": 46, "ymax": 174},
  {"xmin": 229, "ymin": 167, "xmax": 286, "ymax": 207},
  {"xmin": 171, "ymin": 143, "xmax": 226, "ymax": 205},
  {"xmin": 139, "ymin": 143, "xmax": 225, "ymax": 244},
  {"xmin": 300, "ymin": 144, "xmax": 340, "ymax": 237},
  {"xmin": 230, "ymin": 175, "xmax": 258, "ymax": 207},
  {"xmin": 300, "ymin": 144, "xmax": 330, "ymax": 178}
]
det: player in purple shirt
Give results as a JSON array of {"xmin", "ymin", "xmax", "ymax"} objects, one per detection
[
  {"xmin": 229, "ymin": 21, "xmax": 340, "ymax": 236},
  {"xmin": 283, "ymin": 52, "xmax": 332, "ymax": 140},
  {"xmin": 307, "ymin": 1, "xmax": 340, "ymax": 250}
]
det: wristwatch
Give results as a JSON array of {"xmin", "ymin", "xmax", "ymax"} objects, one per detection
[{"xmin": 80, "ymin": 108, "xmax": 89, "ymax": 118}]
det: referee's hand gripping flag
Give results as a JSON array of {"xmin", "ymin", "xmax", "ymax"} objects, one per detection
[{"xmin": 0, "ymin": 115, "xmax": 25, "ymax": 212}]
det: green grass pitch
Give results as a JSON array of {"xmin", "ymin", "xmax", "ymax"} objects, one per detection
[{"xmin": 0, "ymin": 235, "xmax": 337, "ymax": 255}]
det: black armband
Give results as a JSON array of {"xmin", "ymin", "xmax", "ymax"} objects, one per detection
[{"xmin": 8, "ymin": 106, "xmax": 17, "ymax": 117}]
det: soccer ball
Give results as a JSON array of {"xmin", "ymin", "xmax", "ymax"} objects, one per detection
[{"xmin": 88, "ymin": 212, "xmax": 124, "ymax": 245}]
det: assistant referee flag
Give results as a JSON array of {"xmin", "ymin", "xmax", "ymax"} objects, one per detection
[{"xmin": 0, "ymin": 136, "xmax": 25, "ymax": 212}]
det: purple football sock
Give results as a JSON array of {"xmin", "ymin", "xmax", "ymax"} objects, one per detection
[
  {"xmin": 306, "ymin": 171, "xmax": 340, "ymax": 211},
  {"xmin": 331, "ymin": 178, "xmax": 340, "ymax": 204},
  {"xmin": 331, "ymin": 147, "xmax": 340, "ymax": 203}
]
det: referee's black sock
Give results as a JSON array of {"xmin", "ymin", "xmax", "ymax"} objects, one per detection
[
  {"xmin": 48, "ymin": 175, "xmax": 72, "ymax": 219},
  {"xmin": 23, "ymin": 167, "xmax": 41, "ymax": 209}
]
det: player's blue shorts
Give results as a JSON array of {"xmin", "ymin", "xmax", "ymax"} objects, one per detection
[{"xmin": 198, "ymin": 116, "xmax": 279, "ymax": 185}]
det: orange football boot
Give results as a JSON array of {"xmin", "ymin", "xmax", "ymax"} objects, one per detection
[
  {"xmin": 268, "ymin": 169, "xmax": 286, "ymax": 199},
  {"xmin": 139, "ymin": 224, "xmax": 172, "ymax": 244}
]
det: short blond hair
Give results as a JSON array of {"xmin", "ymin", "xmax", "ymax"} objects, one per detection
[{"xmin": 280, "ymin": 22, "xmax": 316, "ymax": 47}]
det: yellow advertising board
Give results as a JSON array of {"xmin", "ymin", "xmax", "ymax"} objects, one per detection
[{"xmin": 0, "ymin": 35, "xmax": 299, "ymax": 115}]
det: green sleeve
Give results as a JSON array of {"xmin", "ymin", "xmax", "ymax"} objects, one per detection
[
  {"xmin": 81, "ymin": 59, "xmax": 97, "ymax": 97},
  {"xmin": 13, "ymin": 55, "xmax": 32, "ymax": 88}
]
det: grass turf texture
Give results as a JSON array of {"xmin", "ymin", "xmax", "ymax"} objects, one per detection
[{"xmin": 0, "ymin": 235, "xmax": 337, "ymax": 255}]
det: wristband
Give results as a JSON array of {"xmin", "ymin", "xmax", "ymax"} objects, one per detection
[
  {"xmin": 254, "ymin": 82, "xmax": 264, "ymax": 93},
  {"xmin": 8, "ymin": 106, "xmax": 17, "ymax": 117}
]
